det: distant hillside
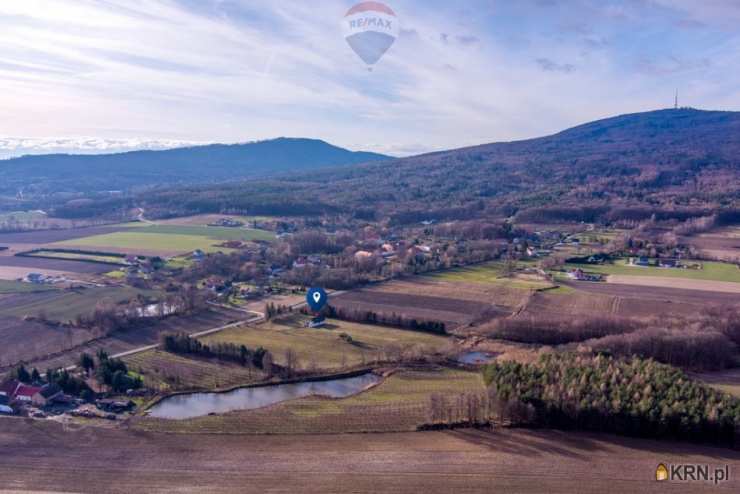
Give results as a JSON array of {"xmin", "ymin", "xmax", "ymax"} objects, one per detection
[
  {"xmin": 112, "ymin": 108, "xmax": 740, "ymax": 223},
  {"xmin": 0, "ymin": 138, "xmax": 389, "ymax": 194}
]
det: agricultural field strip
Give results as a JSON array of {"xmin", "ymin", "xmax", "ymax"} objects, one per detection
[
  {"xmin": 334, "ymin": 290, "xmax": 490, "ymax": 315},
  {"xmin": 0, "ymin": 265, "xmax": 71, "ymax": 281},
  {"xmin": 51, "ymin": 225, "xmax": 274, "ymax": 255},
  {"xmin": 0, "ymin": 254, "xmax": 117, "ymax": 274},
  {"xmin": 5, "ymin": 419, "xmax": 738, "ymax": 494},
  {"xmin": 0, "ymin": 226, "xmax": 124, "ymax": 244},
  {"xmin": 607, "ymin": 275, "xmax": 740, "ymax": 294},
  {"xmin": 565, "ymin": 280, "xmax": 740, "ymax": 306},
  {"xmin": 568, "ymin": 259, "xmax": 740, "ymax": 283}
]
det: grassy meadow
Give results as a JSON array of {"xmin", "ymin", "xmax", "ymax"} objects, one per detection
[
  {"xmin": 52, "ymin": 224, "xmax": 275, "ymax": 255},
  {"xmin": 567, "ymin": 258, "xmax": 740, "ymax": 283},
  {"xmin": 200, "ymin": 314, "xmax": 452, "ymax": 370},
  {"xmin": 425, "ymin": 261, "xmax": 551, "ymax": 289}
]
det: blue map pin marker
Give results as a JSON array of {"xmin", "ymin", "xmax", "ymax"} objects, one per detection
[{"xmin": 306, "ymin": 287, "xmax": 328, "ymax": 312}]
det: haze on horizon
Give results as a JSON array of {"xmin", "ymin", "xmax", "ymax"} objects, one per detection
[{"xmin": 1, "ymin": 0, "xmax": 739, "ymax": 158}]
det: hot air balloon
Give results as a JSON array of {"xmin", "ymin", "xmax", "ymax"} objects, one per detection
[{"xmin": 342, "ymin": 2, "xmax": 399, "ymax": 69}]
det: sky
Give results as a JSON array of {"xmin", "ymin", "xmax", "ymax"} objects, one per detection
[{"xmin": 0, "ymin": 0, "xmax": 739, "ymax": 158}]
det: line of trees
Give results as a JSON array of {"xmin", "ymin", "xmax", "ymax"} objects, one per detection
[
  {"xmin": 323, "ymin": 305, "xmax": 447, "ymax": 334},
  {"xmin": 484, "ymin": 316, "xmax": 642, "ymax": 345},
  {"xmin": 160, "ymin": 333, "xmax": 269, "ymax": 369},
  {"xmin": 483, "ymin": 353, "xmax": 740, "ymax": 446},
  {"xmin": 265, "ymin": 303, "xmax": 293, "ymax": 320}
]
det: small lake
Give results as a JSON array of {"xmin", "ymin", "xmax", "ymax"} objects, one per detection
[
  {"xmin": 148, "ymin": 373, "xmax": 381, "ymax": 420},
  {"xmin": 457, "ymin": 352, "xmax": 497, "ymax": 365}
]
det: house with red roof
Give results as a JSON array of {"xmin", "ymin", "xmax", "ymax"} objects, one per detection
[
  {"xmin": 9, "ymin": 383, "xmax": 43, "ymax": 404},
  {"xmin": 0, "ymin": 380, "xmax": 64, "ymax": 407}
]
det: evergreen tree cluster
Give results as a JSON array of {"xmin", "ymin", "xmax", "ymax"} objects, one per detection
[
  {"xmin": 483, "ymin": 353, "xmax": 740, "ymax": 446},
  {"xmin": 95, "ymin": 350, "xmax": 142, "ymax": 393}
]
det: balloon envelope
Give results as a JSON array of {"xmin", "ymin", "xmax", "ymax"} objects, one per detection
[{"xmin": 342, "ymin": 2, "xmax": 399, "ymax": 66}]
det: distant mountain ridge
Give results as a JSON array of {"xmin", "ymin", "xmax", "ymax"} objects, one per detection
[
  {"xmin": 140, "ymin": 108, "xmax": 737, "ymax": 223},
  {"xmin": 0, "ymin": 137, "xmax": 390, "ymax": 194}
]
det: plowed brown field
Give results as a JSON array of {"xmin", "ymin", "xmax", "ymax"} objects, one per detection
[{"xmin": 0, "ymin": 419, "xmax": 737, "ymax": 493}]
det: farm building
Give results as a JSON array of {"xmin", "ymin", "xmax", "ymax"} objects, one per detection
[
  {"xmin": 306, "ymin": 315, "xmax": 326, "ymax": 328},
  {"xmin": 34, "ymin": 384, "xmax": 64, "ymax": 407},
  {"xmin": 96, "ymin": 399, "xmax": 135, "ymax": 413}
]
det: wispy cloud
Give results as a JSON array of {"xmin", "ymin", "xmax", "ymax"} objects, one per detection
[
  {"xmin": 0, "ymin": 0, "xmax": 738, "ymax": 157},
  {"xmin": 535, "ymin": 58, "xmax": 576, "ymax": 73}
]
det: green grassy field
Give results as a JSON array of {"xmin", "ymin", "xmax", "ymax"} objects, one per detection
[
  {"xmin": 53, "ymin": 225, "xmax": 274, "ymax": 254},
  {"xmin": 566, "ymin": 258, "xmax": 740, "ymax": 283},
  {"xmin": 27, "ymin": 250, "xmax": 126, "ymax": 264},
  {"xmin": 0, "ymin": 286, "xmax": 159, "ymax": 321},
  {"xmin": 425, "ymin": 261, "xmax": 550, "ymax": 289},
  {"xmin": 0, "ymin": 280, "xmax": 56, "ymax": 294},
  {"xmin": 132, "ymin": 225, "xmax": 275, "ymax": 241},
  {"xmin": 135, "ymin": 368, "xmax": 484, "ymax": 434},
  {"xmin": 201, "ymin": 314, "xmax": 452, "ymax": 370}
]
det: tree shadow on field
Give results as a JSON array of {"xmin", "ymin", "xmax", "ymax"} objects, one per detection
[
  {"xmin": 446, "ymin": 428, "xmax": 603, "ymax": 460},
  {"xmin": 447, "ymin": 428, "xmax": 740, "ymax": 462}
]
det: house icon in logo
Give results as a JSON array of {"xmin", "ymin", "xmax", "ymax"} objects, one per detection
[{"xmin": 656, "ymin": 464, "xmax": 669, "ymax": 481}]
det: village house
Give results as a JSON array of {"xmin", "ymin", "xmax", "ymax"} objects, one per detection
[
  {"xmin": 566, "ymin": 268, "xmax": 603, "ymax": 282},
  {"xmin": 631, "ymin": 256, "xmax": 651, "ymax": 267},
  {"xmin": 1, "ymin": 380, "xmax": 71, "ymax": 409},
  {"xmin": 204, "ymin": 276, "xmax": 227, "ymax": 293},
  {"xmin": 0, "ymin": 392, "xmax": 12, "ymax": 414},
  {"xmin": 220, "ymin": 240, "xmax": 244, "ymax": 249},
  {"xmin": 354, "ymin": 250, "xmax": 374, "ymax": 260},
  {"xmin": 208, "ymin": 218, "xmax": 244, "ymax": 228},
  {"xmin": 26, "ymin": 273, "xmax": 46, "ymax": 284}
]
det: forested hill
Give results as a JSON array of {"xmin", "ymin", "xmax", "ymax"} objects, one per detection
[
  {"xmin": 0, "ymin": 137, "xmax": 389, "ymax": 194},
  {"xmin": 41, "ymin": 109, "xmax": 740, "ymax": 222}
]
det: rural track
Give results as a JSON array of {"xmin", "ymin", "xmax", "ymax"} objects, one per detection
[
  {"xmin": 49, "ymin": 313, "xmax": 264, "ymax": 376},
  {"xmin": 44, "ymin": 289, "xmax": 348, "ymax": 377}
]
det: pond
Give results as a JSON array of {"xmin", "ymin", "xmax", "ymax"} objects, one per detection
[
  {"xmin": 147, "ymin": 373, "xmax": 381, "ymax": 420},
  {"xmin": 457, "ymin": 351, "xmax": 497, "ymax": 365}
]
